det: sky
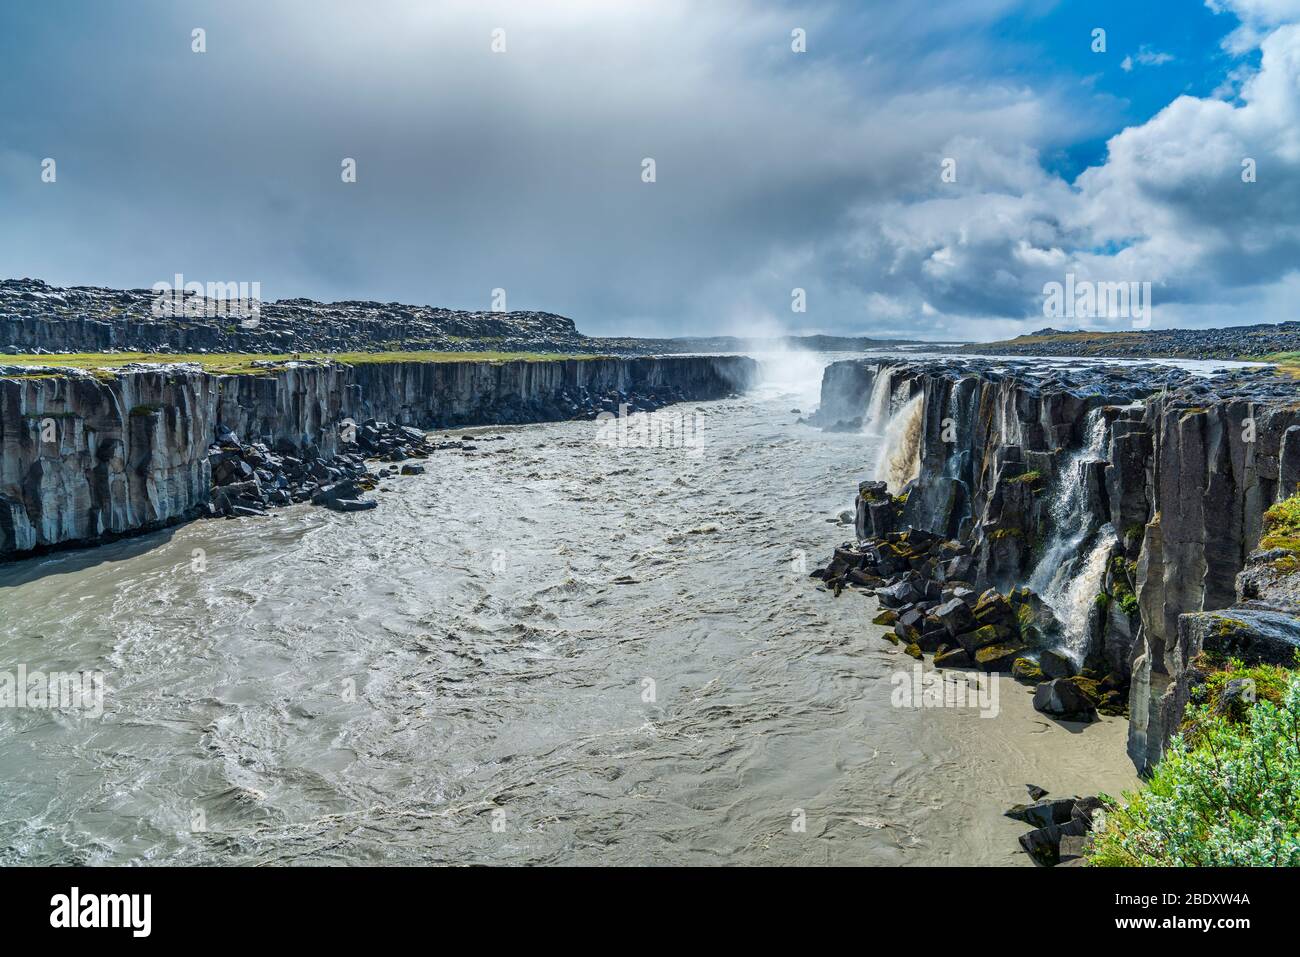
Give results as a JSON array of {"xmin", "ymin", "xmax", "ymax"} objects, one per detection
[{"xmin": 2, "ymin": 0, "xmax": 1299, "ymax": 341}]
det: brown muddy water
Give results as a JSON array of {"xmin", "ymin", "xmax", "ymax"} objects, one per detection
[{"xmin": 0, "ymin": 355, "xmax": 1139, "ymax": 865}]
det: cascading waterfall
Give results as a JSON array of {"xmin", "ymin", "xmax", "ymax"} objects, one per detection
[
  {"xmin": 1025, "ymin": 408, "xmax": 1110, "ymax": 659},
  {"xmin": 860, "ymin": 369, "xmax": 894, "ymax": 437},
  {"xmin": 873, "ymin": 392, "xmax": 924, "ymax": 494},
  {"xmin": 1056, "ymin": 524, "xmax": 1116, "ymax": 662}
]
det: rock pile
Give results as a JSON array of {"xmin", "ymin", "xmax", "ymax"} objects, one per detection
[
  {"xmin": 814, "ymin": 520, "xmax": 1128, "ymax": 719},
  {"xmin": 1004, "ymin": 790, "xmax": 1106, "ymax": 866},
  {"xmin": 814, "ymin": 526, "xmax": 1057, "ymax": 672},
  {"xmin": 207, "ymin": 419, "xmax": 455, "ymax": 516}
]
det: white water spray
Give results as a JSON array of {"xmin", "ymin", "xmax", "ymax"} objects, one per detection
[
  {"xmin": 1057, "ymin": 525, "xmax": 1115, "ymax": 663},
  {"xmin": 861, "ymin": 369, "xmax": 893, "ymax": 437},
  {"xmin": 753, "ymin": 347, "xmax": 828, "ymax": 408},
  {"xmin": 1026, "ymin": 409, "xmax": 1111, "ymax": 658},
  {"xmin": 873, "ymin": 393, "xmax": 924, "ymax": 494}
]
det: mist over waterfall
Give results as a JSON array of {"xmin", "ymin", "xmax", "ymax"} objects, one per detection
[
  {"xmin": 873, "ymin": 392, "xmax": 924, "ymax": 494},
  {"xmin": 1026, "ymin": 408, "xmax": 1111, "ymax": 658},
  {"xmin": 754, "ymin": 347, "xmax": 828, "ymax": 408}
]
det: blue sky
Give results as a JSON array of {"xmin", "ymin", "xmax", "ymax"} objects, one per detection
[
  {"xmin": 1002, "ymin": 1, "xmax": 1251, "ymax": 176},
  {"xmin": 1, "ymin": 0, "xmax": 1297, "ymax": 340}
]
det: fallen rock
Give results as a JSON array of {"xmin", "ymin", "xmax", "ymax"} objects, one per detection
[
  {"xmin": 1011, "ymin": 657, "xmax": 1044, "ymax": 683},
  {"xmin": 934, "ymin": 646, "xmax": 973, "ymax": 669},
  {"xmin": 955, "ymin": 623, "xmax": 1012, "ymax": 656},
  {"xmin": 1004, "ymin": 796, "xmax": 1077, "ymax": 829},
  {"xmin": 974, "ymin": 641, "xmax": 1026, "ymax": 672},
  {"xmin": 1032, "ymin": 678, "xmax": 1098, "ymax": 722},
  {"xmin": 877, "ymin": 580, "xmax": 922, "ymax": 608},
  {"xmin": 934, "ymin": 597, "xmax": 976, "ymax": 637},
  {"xmin": 1038, "ymin": 648, "xmax": 1077, "ymax": 679},
  {"xmin": 325, "ymin": 497, "xmax": 378, "ymax": 513},
  {"xmin": 1009, "ymin": 794, "xmax": 1104, "ymax": 866}
]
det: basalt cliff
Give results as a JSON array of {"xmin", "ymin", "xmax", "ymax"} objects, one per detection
[
  {"xmin": 0, "ymin": 354, "xmax": 756, "ymax": 560},
  {"xmin": 811, "ymin": 357, "xmax": 1300, "ymax": 778}
]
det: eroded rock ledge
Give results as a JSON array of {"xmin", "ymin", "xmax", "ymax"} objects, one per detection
[
  {"xmin": 811, "ymin": 356, "xmax": 1300, "ymax": 773},
  {"xmin": 0, "ymin": 354, "xmax": 756, "ymax": 560}
]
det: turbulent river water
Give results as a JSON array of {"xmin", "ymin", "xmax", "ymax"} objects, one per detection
[{"xmin": 0, "ymin": 353, "xmax": 1140, "ymax": 866}]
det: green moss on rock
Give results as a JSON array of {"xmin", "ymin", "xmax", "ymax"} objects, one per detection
[{"xmin": 1011, "ymin": 657, "xmax": 1044, "ymax": 683}]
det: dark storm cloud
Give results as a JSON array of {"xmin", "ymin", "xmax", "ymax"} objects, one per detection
[{"xmin": 1, "ymin": 0, "xmax": 1295, "ymax": 338}]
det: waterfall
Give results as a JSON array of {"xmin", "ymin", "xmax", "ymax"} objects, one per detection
[
  {"xmin": 861, "ymin": 369, "xmax": 893, "ymax": 437},
  {"xmin": 873, "ymin": 392, "xmax": 924, "ymax": 494},
  {"xmin": 1057, "ymin": 524, "xmax": 1115, "ymax": 663},
  {"xmin": 1027, "ymin": 410, "xmax": 1105, "ymax": 593},
  {"xmin": 1025, "ymin": 408, "xmax": 1111, "ymax": 657}
]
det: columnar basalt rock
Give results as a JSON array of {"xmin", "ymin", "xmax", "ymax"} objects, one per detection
[
  {"xmin": 812, "ymin": 357, "xmax": 1300, "ymax": 773},
  {"xmin": 1, "ymin": 355, "xmax": 757, "ymax": 560},
  {"xmin": 0, "ymin": 369, "xmax": 216, "ymax": 556},
  {"xmin": 1125, "ymin": 376, "xmax": 1300, "ymax": 771}
]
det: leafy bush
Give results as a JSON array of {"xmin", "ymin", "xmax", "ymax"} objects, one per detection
[{"xmin": 1089, "ymin": 672, "xmax": 1300, "ymax": 866}]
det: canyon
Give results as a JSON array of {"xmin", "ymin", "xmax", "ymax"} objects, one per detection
[
  {"xmin": 0, "ymin": 355, "xmax": 1140, "ymax": 865},
  {"xmin": 5, "ymin": 299, "xmax": 1299, "ymax": 863}
]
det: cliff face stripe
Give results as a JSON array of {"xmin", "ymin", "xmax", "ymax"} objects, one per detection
[{"xmin": 0, "ymin": 355, "xmax": 756, "ymax": 560}]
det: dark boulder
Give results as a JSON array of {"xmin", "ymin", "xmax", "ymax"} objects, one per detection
[
  {"xmin": 1038, "ymin": 648, "xmax": 1077, "ymax": 679},
  {"xmin": 876, "ymin": 580, "xmax": 921, "ymax": 608},
  {"xmin": 973, "ymin": 641, "xmax": 1025, "ymax": 672},
  {"xmin": 1032, "ymin": 678, "xmax": 1098, "ymax": 722},
  {"xmin": 933, "ymin": 597, "xmax": 975, "ymax": 637}
]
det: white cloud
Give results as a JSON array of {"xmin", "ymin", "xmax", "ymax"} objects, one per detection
[
  {"xmin": 1207, "ymin": 0, "xmax": 1300, "ymax": 52},
  {"xmin": 852, "ymin": 17, "xmax": 1300, "ymax": 338},
  {"xmin": 1122, "ymin": 46, "xmax": 1175, "ymax": 71}
]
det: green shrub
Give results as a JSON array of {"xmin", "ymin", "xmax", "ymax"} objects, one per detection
[{"xmin": 1089, "ymin": 672, "xmax": 1300, "ymax": 866}]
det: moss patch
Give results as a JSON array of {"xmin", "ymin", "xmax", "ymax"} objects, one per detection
[{"xmin": 1261, "ymin": 490, "xmax": 1300, "ymax": 553}]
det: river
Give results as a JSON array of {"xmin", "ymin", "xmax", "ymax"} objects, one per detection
[{"xmin": 0, "ymin": 352, "xmax": 1139, "ymax": 865}]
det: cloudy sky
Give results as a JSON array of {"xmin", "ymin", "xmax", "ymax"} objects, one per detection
[{"xmin": 2, "ymin": 0, "xmax": 1298, "ymax": 340}]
